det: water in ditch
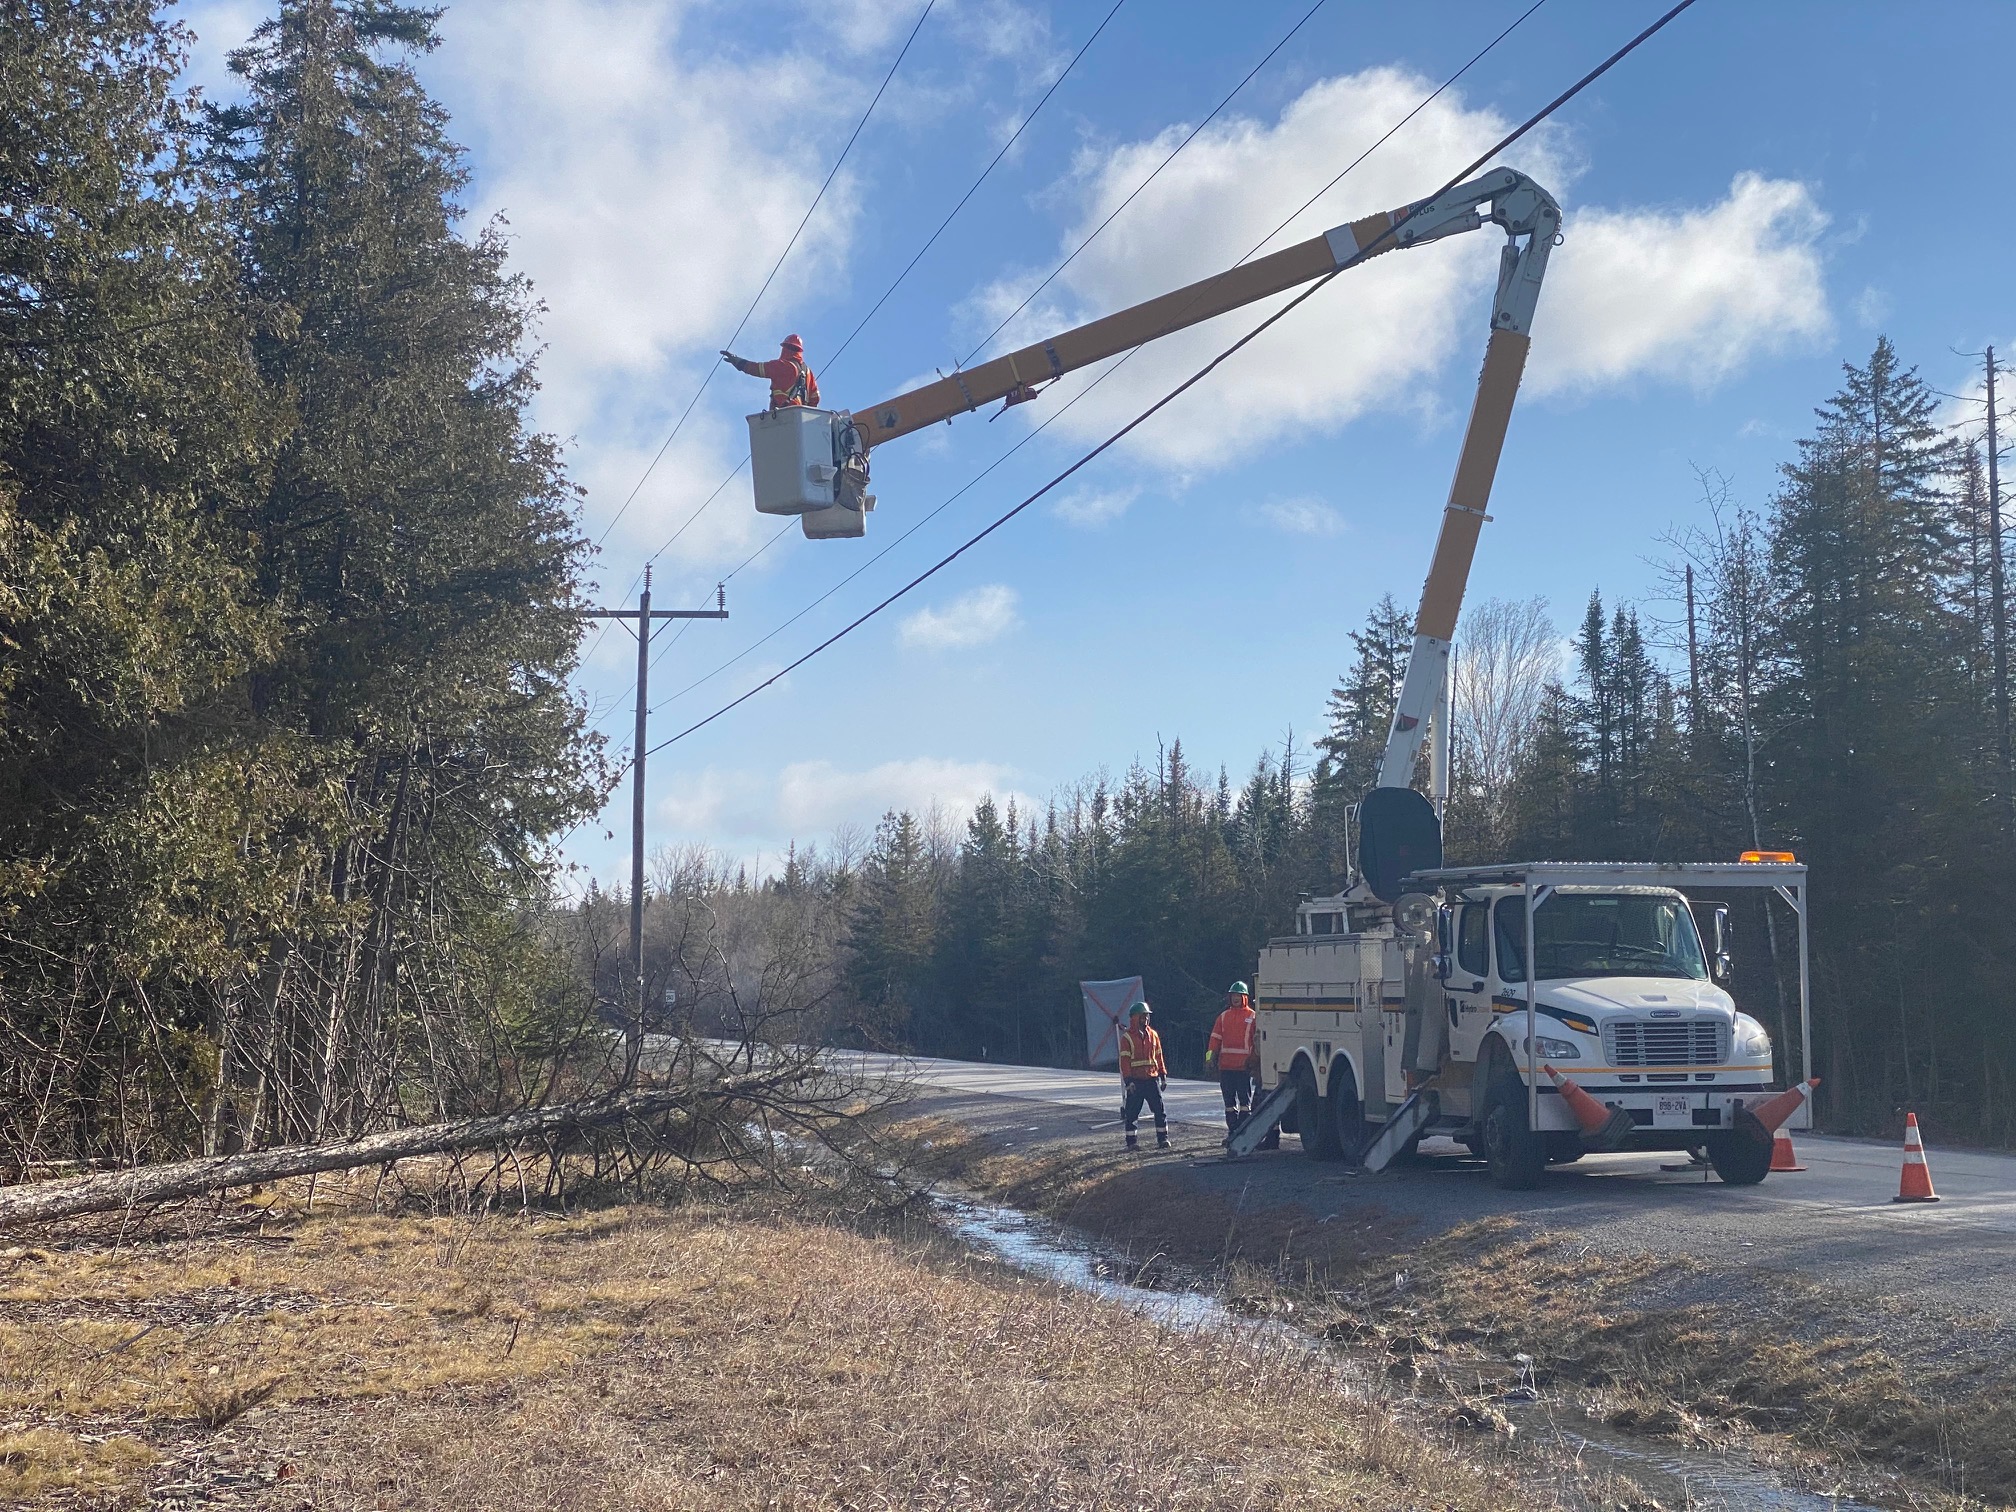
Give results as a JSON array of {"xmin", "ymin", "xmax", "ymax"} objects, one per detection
[{"xmin": 935, "ymin": 1192, "xmax": 1892, "ymax": 1512}]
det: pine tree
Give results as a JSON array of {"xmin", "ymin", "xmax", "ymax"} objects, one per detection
[
  {"xmin": 1319, "ymin": 594, "xmax": 1414, "ymax": 794},
  {"xmin": 845, "ymin": 811, "xmax": 936, "ymax": 1045}
]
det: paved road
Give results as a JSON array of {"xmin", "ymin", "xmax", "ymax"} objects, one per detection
[{"xmin": 850, "ymin": 1051, "xmax": 2016, "ymax": 1326}]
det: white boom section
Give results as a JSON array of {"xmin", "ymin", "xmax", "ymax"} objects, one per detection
[{"xmin": 1373, "ymin": 172, "xmax": 1560, "ymax": 788}]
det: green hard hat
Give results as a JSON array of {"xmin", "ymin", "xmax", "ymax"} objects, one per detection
[
  {"xmin": 1128, "ymin": 1000, "xmax": 1151, "ymax": 1018},
  {"xmin": 1228, "ymin": 981, "xmax": 1250, "ymax": 996}
]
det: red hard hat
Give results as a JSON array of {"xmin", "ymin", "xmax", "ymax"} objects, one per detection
[{"xmin": 781, "ymin": 333, "xmax": 804, "ymax": 352}]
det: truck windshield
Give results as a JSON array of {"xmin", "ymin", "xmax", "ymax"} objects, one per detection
[{"xmin": 1493, "ymin": 893, "xmax": 1708, "ymax": 981}]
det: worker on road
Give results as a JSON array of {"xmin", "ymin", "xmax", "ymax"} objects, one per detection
[
  {"xmin": 721, "ymin": 334, "xmax": 820, "ymax": 409},
  {"xmin": 1118, "ymin": 1002, "xmax": 1169, "ymax": 1151},
  {"xmin": 1205, "ymin": 981, "xmax": 1258, "ymax": 1134}
]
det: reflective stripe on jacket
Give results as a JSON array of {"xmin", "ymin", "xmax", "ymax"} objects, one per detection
[
  {"xmin": 1118, "ymin": 1026, "xmax": 1166, "ymax": 1081},
  {"xmin": 1207, "ymin": 1003, "xmax": 1257, "ymax": 1070},
  {"xmin": 768, "ymin": 357, "xmax": 819, "ymax": 408}
]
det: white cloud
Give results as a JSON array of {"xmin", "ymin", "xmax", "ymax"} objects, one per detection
[
  {"xmin": 1257, "ymin": 496, "xmax": 1345, "ymax": 536},
  {"xmin": 971, "ymin": 71, "xmax": 1828, "ymax": 471},
  {"xmin": 898, "ymin": 584, "xmax": 1021, "ymax": 649},
  {"xmin": 1052, "ymin": 484, "xmax": 1139, "ymax": 527},
  {"xmin": 1852, "ymin": 285, "xmax": 1892, "ymax": 329},
  {"xmin": 1527, "ymin": 173, "xmax": 1832, "ymax": 397},
  {"xmin": 659, "ymin": 756, "xmax": 1031, "ymax": 840},
  {"xmin": 968, "ymin": 67, "xmax": 1559, "ymax": 472}
]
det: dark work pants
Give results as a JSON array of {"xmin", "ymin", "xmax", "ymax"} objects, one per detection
[
  {"xmin": 1219, "ymin": 1068, "xmax": 1256, "ymax": 1113},
  {"xmin": 1121, "ymin": 1077, "xmax": 1166, "ymax": 1133}
]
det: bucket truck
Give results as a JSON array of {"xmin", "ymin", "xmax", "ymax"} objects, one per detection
[{"xmin": 743, "ymin": 166, "xmax": 1817, "ymax": 1189}]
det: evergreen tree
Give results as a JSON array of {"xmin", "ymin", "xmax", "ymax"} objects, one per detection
[
  {"xmin": 204, "ymin": 0, "xmax": 599, "ymax": 1137},
  {"xmin": 1319, "ymin": 594, "xmax": 1414, "ymax": 795},
  {"xmin": 844, "ymin": 811, "xmax": 936, "ymax": 1045}
]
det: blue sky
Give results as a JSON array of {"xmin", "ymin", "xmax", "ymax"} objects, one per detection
[{"xmin": 176, "ymin": 1, "xmax": 2016, "ymax": 883}]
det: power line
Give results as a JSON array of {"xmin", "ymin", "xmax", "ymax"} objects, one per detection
[
  {"xmin": 648, "ymin": 346, "xmax": 1139, "ymax": 716},
  {"xmin": 825, "ymin": 0, "xmax": 1129, "ymax": 371},
  {"xmin": 959, "ymin": 0, "xmax": 1331, "ymax": 368},
  {"xmin": 635, "ymin": 2, "xmax": 1124, "ymax": 574},
  {"xmin": 645, "ymin": 0, "xmax": 1550, "ymax": 723},
  {"xmin": 645, "ymin": 0, "xmax": 1702, "ymax": 760},
  {"xmin": 592, "ymin": 0, "xmax": 936, "ymax": 553}
]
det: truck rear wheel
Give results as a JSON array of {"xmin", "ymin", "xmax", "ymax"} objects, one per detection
[
  {"xmin": 1329, "ymin": 1065, "xmax": 1366, "ymax": 1166},
  {"xmin": 1480, "ymin": 1069, "xmax": 1547, "ymax": 1191},
  {"xmin": 1295, "ymin": 1063, "xmax": 1340, "ymax": 1161}
]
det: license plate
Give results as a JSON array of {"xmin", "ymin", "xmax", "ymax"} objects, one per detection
[{"xmin": 1655, "ymin": 1094, "xmax": 1692, "ymax": 1125}]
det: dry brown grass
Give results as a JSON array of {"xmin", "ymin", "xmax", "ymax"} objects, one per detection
[{"xmin": 0, "ymin": 1192, "xmax": 1577, "ymax": 1511}]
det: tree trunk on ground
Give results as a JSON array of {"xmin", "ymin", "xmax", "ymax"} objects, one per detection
[{"xmin": 0, "ymin": 1079, "xmax": 764, "ymax": 1230}]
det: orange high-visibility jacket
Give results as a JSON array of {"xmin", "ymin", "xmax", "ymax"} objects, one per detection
[
  {"xmin": 1118, "ymin": 1026, "xmax": 1166, "ymax": 1081},
  {"xmin": 1207, "ymin": 1002, "xmax": 1257, "ymax": 1071},
  {"xmin": 728, "ymin": 352, "xmax": 820, "ymax": 407}
]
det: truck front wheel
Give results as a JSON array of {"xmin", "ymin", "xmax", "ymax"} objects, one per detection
[
  {"xmin": 1480, "ymin": 1070, "xmax": 1547, "ymax": 1191},
  {"xmin": 1705, "ymin": 1127, "xmax": 1772, "ymax": 1186}
]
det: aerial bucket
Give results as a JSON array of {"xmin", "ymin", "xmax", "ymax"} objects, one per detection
[{"xmin": 748, "ymin": 407, "xmax": 844, "ymax": 515}]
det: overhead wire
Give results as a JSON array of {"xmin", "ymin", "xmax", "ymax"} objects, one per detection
[
  {"xmin": 591, "ymin": 0, "xmax": 936, "ymax": 556},
  {"xmin": 645, "ymin": 0, "xmax": 1551, "ymax": 720},
  {"xmin": 644, "ymin": 0, "xmax": 1702, "ymax": 760},
  {"xmin": 635, "ymin": 0, "xmax": 1127, "ymax": 575},
  {"xmin": 958, "ymin": 0, "xmax": 1331, "ymax": 369}
]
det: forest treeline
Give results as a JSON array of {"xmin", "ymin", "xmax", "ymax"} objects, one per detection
[
  {"xmin": 2, "ymin": 2, "xmax": 605, "ymax": 1170},
  {"xmin": 6, "ymin": 3, "xmax": 2011, "ymax": 1170},
  {"xmin": 638, "ymin": 337, "xmax": 2015, "ymax": 1144}
]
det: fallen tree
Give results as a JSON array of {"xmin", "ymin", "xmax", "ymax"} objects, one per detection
[{"xmin": 0, "ymin": 1048, "xmax": 897, "ymax": 1230}]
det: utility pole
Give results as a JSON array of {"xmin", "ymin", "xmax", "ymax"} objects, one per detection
[
  {"xmin": 1684, "ymin": 562, "xmax": 1702, "ymax": 745},
  {"xmin": 1988, "ymin": 348, "xmax": 2012, "ymax": 823},
  {"xmin": 579, "ymin": 566, "xmax": 728, "ymax": 1078}
]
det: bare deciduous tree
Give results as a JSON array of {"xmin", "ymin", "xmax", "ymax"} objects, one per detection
[{"xmin": 1450, "ymin": 597, "xmax": 1558, "ymax": 856}]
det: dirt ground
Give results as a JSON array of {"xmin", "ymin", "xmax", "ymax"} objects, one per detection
[{"xmin": 897, "ymin": 1093, "xmax": 2016, "ymax": 1511}]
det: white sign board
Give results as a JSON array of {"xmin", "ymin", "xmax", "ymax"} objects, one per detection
[{"xmin": 1080, "ymin": 977, "xmax": 1143, "ymax": 1070}]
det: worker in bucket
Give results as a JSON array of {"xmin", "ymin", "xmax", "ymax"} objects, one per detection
[
  {"xmin": 720, "ymin": 334, "xmax": 820, "ymax": 409},
  {"xmin": 1205, "ymin": 981, "xmax": 1258, "ymax": 1134},
  {"xmin": 1117, "ymin": 1002, "xmax": 1169, "ymax": 1151}
]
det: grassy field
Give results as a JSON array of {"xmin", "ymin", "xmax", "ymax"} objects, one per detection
[{"xmin": 1, "ymin": 1175, "xmax": 1585, "ymax": 1511}]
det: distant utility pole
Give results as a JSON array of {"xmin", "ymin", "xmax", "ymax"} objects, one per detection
[
  {"xmin": 1685, "ymin": 562, "xmax": 1702, "ymax": 744},
  {"xmin": 579, "ymin": 565, "xmax": 728, "ymax": 1077},
  {"xmin": 1988, "ymin": 348, "xmax": 2012, "ymax": 822}
]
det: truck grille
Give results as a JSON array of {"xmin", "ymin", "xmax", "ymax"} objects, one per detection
[{"xmin": 1603, "ymin": 1019, "xmax": 1725, "ymax": 1067}]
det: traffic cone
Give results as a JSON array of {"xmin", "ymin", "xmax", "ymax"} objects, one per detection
[
  {"xmin": 1892, "ymin": 1112, "xmax": 1940, "ymax": 1203},
  {"xmin": 1744, "ymin": 1077, "xmax": 1820, "ymax": 1134},
  {"xmin": 1541, "ymin": 1064, "xmax": 1633, "ymax": 1152},
  {"xmin": 1768, "ymin": 1130, "xmax": 1806, "ymax": 1172}
]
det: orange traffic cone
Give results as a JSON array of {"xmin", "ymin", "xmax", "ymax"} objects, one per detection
[
  {"xmin": 1892, "ymin": 1112, "xmax": 1940, "ymax": 1203},
  {"xmin": 1745, "ymin": 1077, "xmax": 1820, "ymax": 1134},
  {"xmin": 1768, "ymin": 1130, "xmax": 1806, "ymax": 1172},
  {"xmin": 1541, "ymin": 1064, "xmax": 1633, "ymax": 1152}
]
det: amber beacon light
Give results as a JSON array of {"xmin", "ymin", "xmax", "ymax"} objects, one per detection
[{"xmin": 1740, "ymin": 850, "xmax": 1797, "ymax": 864}]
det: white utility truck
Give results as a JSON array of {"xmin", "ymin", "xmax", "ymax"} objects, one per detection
[
  {"xmin": 741, "ymin": 163, "xmax": 1819, "ymax": 1187},
  {"xmin": 1251, "ymin": 860, "xmax": 1815, "ymax": 1188}
]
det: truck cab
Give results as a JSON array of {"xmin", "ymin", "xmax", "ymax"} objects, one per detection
[{"xmin": 1253, "ymin": 860, "xmax": 1810, "ymax": 1188}]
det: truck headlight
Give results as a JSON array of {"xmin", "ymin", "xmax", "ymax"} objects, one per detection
[
  {"xmin": 1733, "ymin": 1014, "xmax": 1772, "ymax": 1059},
  {"xmin": 1520, "ymin": 1035, "xmax": 1581, "ymax": 1060}
]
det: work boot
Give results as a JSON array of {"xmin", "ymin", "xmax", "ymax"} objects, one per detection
[
  {"xmin": 1124, "ymin": 1132, "xmax": 1139, "ymax": 1151},
  {"xmin": 1156, "ymin": 1128, "xmax": 1170, "ymax": 1150},
  {"xmin": 1224, "ymin": 1110, "xmax": 1240, "ymax": 1134}
]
